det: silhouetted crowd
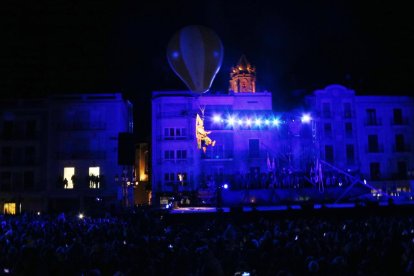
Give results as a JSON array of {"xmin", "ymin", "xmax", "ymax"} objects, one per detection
[
  {"xmin": 1, "ymin": 207, "xmax": 414, "ymax": 275},
  {"xmin": 203, "ymin": 170, "xmax": 354, "ymax": 191}
]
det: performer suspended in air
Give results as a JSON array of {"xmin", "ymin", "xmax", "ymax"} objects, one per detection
[{"xmin": 196, "ymin": 113, "xmax": 216, "ymax": 153}]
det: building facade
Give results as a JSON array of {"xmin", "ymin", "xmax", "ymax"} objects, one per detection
[
  {"xmin": 0, "ymin": 93, "xmax": 133, "ymax": 214},
  {"xmin": 152, "ymin": 58, "xmax": 414, "ymax": 205},
  {"xmin": 305, "ymin": 85, "xmax": 414, "ymax": 193}
]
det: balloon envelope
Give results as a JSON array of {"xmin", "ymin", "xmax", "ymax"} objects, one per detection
[{"xmin": 167, "ymin": 25, "xmax": 224, "ymax": 94}]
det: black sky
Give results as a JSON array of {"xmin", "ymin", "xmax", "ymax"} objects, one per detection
[{"xmin": 1, "ymin": 0, "xmax": 413, "ymax": 141}]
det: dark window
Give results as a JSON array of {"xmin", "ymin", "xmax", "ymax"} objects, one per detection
[
  {"xmin": 324, "ymin": 123, "xmax": 332, "ymax": 137},
  {"xmin": 1, "ymin": 147, "xmax": 12, "ymax": 165},
  {"xmin": 366, "ymin": 109, "xmax": 377, "ymax": 125},
  {"xmin": 343, "ymin": 103, "xmax": 352, "ymax": 118},
  {"xmin": 3, "ymin": 121, "xmax": 13, "ymax": 139},
  {"xmin": 26, "ymin": 120, "xmax": 37, "ymax": 138},
  {"xmin": 25, "ymin": 146, "xmax": 35, "ymax": 165},
  {"xmin": 206, "ymin": 144, "xmax": 224, "ymax": 159},
  {"xmin": 0, "ymin": 172, "xmax": 11, "ymax": 191},
  {"xmin": 370, "ymin": 162, "xmax": 381, "ymax": 180},
  {"xmin": 325, "ymin": 145, "xmax": 334, "ymax": 163},
  {"xmin": 322, "ymin": 103, "xmax": 331, "ymax": 118},
  {"xmin": 176, "ymin": 150, "xmax": 187, "ymax": 159},
  {"xmin": 249, "ymin": 139, "xmax": 260, "ymax": 158},
  {"xmin": 164, "ymin": 150, "xmax": 174, "ymax": 160},
  {"xmin": 393, "ymin": 109, "xmax": 403, "ymax": 125},
  {"xmin": 395, "ymin": 134, "xmax": 405, "ymax": 152},
  {"xmin": 345, "ymin": 122, "xmax": 353, "ymax": 137},
  {"xmin": 346, "ymin": 144, "xmax": 355, "ymax": 164},
  {"xmin": 368, "ymin": 135, "xmax": 379, "ymax": 152},
  {"xmin": 164, "ymin": 173, "xmax": 175, "ymax": 185},
  {"xmin": 164, "ymin": 128, "xmax": 175, "ymax": 139},
  {"xmin": 23, "ymin": 171, "xmax": 34, "ymax": 189},
  {"xmin": 397, "ymin": 161, "xmax": 407, "ymax": 179}
]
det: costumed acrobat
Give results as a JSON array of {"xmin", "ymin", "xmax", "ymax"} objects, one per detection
[{"xmin": 196, "ymin": 113, "xmax": 216, "ymax": 153}]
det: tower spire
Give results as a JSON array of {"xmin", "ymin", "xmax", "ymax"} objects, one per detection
[{"xmin": 229, "ymin": 55, "xmax": 256, "ymax": 93}]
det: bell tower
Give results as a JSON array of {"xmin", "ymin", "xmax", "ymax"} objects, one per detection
[{"xmin": 229, "ymin": 55, "xmax": 256, "ymax": 93}]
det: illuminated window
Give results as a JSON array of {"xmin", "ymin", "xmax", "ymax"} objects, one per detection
[
  {"xmin": 177, "ymin": 172, "xmax": 188, "ymax": 186},
  {"xmin": 4, "ymin": 203, "xmax": 16, "ymax": 215},
  {"xmin": 63, "ymin": 167, "xmax": 75, "ymax": 189},
  {"xmin": 89, "ymin": 167, "xmax": 100, "ymax": 189}
]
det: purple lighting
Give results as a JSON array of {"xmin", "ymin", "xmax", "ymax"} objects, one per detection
[{"xmin": 208, "ymin": 113, "xmax": 291, "ymax": 129}]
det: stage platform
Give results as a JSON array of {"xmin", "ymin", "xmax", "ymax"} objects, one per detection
[
  {"xmin": 219, "ymin": 187, "xmax": 371, "ymax": 206},
  {"xmin": 170, "ymin": 199, "xmax": 414, "ymax": 214}
]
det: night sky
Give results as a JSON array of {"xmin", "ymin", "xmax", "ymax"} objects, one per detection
[{"xmin": 1, "ymin": 0, "xmax": 413, "ymax": 141}]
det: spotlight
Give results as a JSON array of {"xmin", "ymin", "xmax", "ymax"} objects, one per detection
[
  {"xmin": 223, "ymin": 183, "xmax": 229, "ymax": 189},
  {"xmin": 227, "ymin": 116, "xmax": 235, "ymax": 126},
  {"xmin": 301, "ymin": 113, "xmax": 312, "ymax": 123},
  {"xmin": 255, "ymin": 118, "xmax": 262, "ymax": 126},
  {"xmin": 272, "ymin": 118, "xmax": 280, "ymax": 126},
  {"xmin": 78, "ymin": 213, "xmax": 84, "ymax": 219},
  {"xmin": 213, "ymin": 115, "xmax": 222, "ymax": 123}
]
